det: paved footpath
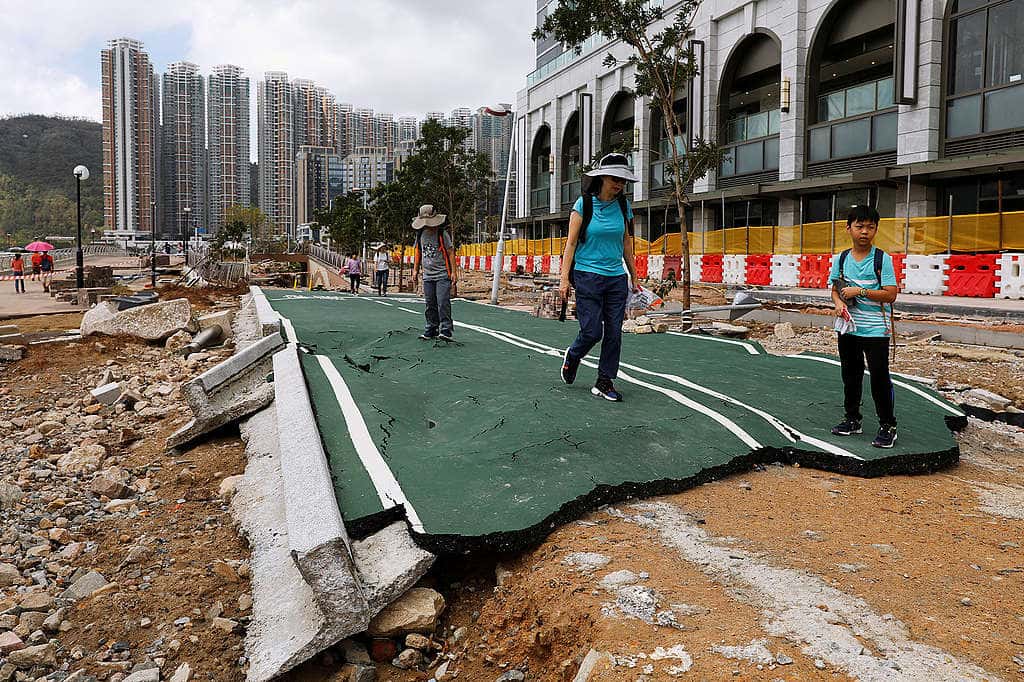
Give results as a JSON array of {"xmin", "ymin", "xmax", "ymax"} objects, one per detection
[{"xmin": 264, "ymin": 289, "xmax": 965, "ymax": 553}]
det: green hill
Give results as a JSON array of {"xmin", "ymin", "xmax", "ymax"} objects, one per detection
[{"xmin": 0, "ymin": 115, "xmax": 104, "ymax": 247}]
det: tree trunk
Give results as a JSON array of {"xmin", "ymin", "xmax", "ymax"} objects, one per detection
[{"xmin": 661, "ymin": 98, "xmax": 692, "ymax": 314}]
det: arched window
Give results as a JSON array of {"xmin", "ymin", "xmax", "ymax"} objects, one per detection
[
  {"xmin": 945, "ymin": 0, "xmax": 1024, "ymax": 151},
  {"xmin": 561, "ymin": 111, "xmax": 581, "ymax": 206},
  {"xmin": 601, "ymin": 92, "xmax": 635, "ymax": 196},
  {"xmin": 718, "ymin": 32, "xmax": 781, "ymax": 183},
  {"xmin": 806, "ymin": 0, "xmax": 897, "ymax": 168},
  {"xmin": 529, "ymin": 125, "xmax": 551, "ymax": 212},
  {"xmin": 649, "ymin": 97, "xmax": 686, "ymax": 193}
]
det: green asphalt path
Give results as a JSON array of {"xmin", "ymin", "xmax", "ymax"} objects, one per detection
[{"xmin": 264, "ymin": 289, "xmax": 963, "ymax": 547}]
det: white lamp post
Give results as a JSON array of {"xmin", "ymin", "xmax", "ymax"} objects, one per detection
[{"xmin": 483, "ymin": 104, "xmax": 515, "ymax": 305}]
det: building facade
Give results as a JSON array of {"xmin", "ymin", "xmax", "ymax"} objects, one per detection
[
  {"xmin": 100, "ymin": 38, "xmax": 159, "ymax": 240},
  {"xmin": 207, "ymin": 64, "xmax": 251, "ymax": 235},
  {"xmin": 514, "ymin": 0, "xmax": 1024, "ymax": 253},
  {"xmin": 296, "ymin": 145, "xmax": 341, "ymax": 225},
  {"xmin": 258, "ymin": 72, "xmax": 295, "ymax": 238},
  {"xmin": 340, "ymin": 146, "xmax": 394, "ymax": 194},
  {"xmin": 161, "ymin": 61, "xmax": 206, "ymax": 241}
]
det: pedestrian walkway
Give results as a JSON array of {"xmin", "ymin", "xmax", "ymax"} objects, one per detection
[
  {"xmin": 746, "ymin": 287, "xmax": 1024, "ymax": 320},
  {"xmin": 264, "ymin": 290, "xmax": 964, "ymax": 553}
]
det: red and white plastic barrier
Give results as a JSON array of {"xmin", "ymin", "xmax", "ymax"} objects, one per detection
[
  {"xmin": 903, "ymin": 255, "xmax": 947, "ymax": 295},
  {"xmin": 997, "ymin": 253, "xmax": 1024, "ymax": 300}
]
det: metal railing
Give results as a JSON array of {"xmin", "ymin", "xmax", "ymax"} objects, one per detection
[
  {"xmin": 1, "ymin": 244, "xmax": 126, "ymax": 273},
  {"xmin": 308, "ymin": 244, "xmax": 345, "ymax": 269}
]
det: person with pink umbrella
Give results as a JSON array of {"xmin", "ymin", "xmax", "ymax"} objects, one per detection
[{"xmin": 25, "ymin": 241, "xmax": 54, "ymax": 283}]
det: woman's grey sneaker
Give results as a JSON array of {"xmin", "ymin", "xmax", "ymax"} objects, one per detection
[
  {"xmin": 560, "ymin": 347, "xmax": 580, "ymax": 385},
  {"xmin": 439, "ymin": 333, "xmax": 454, "ymax": 342},
  {"xmin": 830, "ymin": 418, "xmax": 862, "ymax": 436},
  {"xmin": 871, "ymin": 425, "xmax": 897, "ymax": 449},
  {"xmin": 418, "ymin": 333, "xmax": 437, "ymax": 341},
  {"xmin": 592, "ymin": 379, "xmax": 623, "ymax": 402}
]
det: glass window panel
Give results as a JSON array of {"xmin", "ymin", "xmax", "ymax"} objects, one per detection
[
  {"xmin": 877, "ymin": 78, "xmax": 894, "ymax": 108},
  {"xmin": 764, "ymin": 136, "xmax": 780, "ymax": 170},
  {"xmin": 946, "ymin": 95, "xmax": 982, "ymax": 137},
  {"xmin": 768, "ymin": 109, "xmax": 781, "ymax": 135},
  {"xmin": 736, "ymin": 141, "xmax": 764, "ymax": 174},
  {"xmin": 747, "ymin": 112, "xmax": 768, "ymax": 139},
  {"xmin": 831, "ymin": 118, "xmax": 871, "ymax": 158},
  {"xmin": 727, "ymin": 118, "xmax": 745, "ymax": 143},
  {"xmin": 872, "ymin": 111, "xmax": 897, "ymax": 151},
  {"xmin": 984, "ymin": 83, "xmax": 1024, "ymax": 131},
  {"xmin": 987, "ymin": 0, "xmax": 1024, "ymax": 88},
  {"xmin": 954, "ymin": 0, "xmax": 988, "ymax": 12},
  {"xmin": 720, "ymin": 149, "xmax": 735, "ymax": 177},
  {"xmin": 950, "ymin": 12, "xmax": 986, "ymax": 95},
  {"xmin": 827, "ymin": 91, "xmax": 846, "ymax": 120},
  {"xmin": 818, "ymin": 96, "xmax": 831, "ymax": 123},
  {"xmin": 809, "ymin": 127, "xmax": 830, "ymax": 162},
  {"xmin": 846, "ymin": 82, "xmax": 876, "ymax": 116}
]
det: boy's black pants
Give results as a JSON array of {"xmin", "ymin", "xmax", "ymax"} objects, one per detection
[{"xmin": 838, "ymin": 333, "xmax": 896, "ymax": 427}]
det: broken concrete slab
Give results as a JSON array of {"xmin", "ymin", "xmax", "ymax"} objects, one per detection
[
  {"xmin": 0, "ymin": 333, "xmax": 27, "ymax": 346},
  {"xmin": 272, "ymin": 344, "xmax": 369, "ymax": 626},
  {"xmin": 81, "ymin": 298, "xmax": 198, "ymax": 341},
  {"xmin": 90, "ymin": 382, "xmax": 123, "ymax": 406},
  {"xmin": 0, "ymin": 345, "xmax": 26, "ymax": 362},
  {"xmin": 166, "ymin": 332, "xmax": 284, "ymax": 450},
  {"xmin": 249, "ymin": 286, "xmax": 283, "ymax": 337},
  {"xmin": 199, "ymin": 309, "xmax": 234, "ymax": 337},
  {"xmin": 352, "ymin": 522, "xmax": 435, "ymax": 614},
  {"xmin": 233, "ymin": 407, "xmax": 363, "ymax": 682}
]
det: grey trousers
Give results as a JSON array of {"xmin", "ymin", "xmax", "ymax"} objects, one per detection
[{"xmin": 423, "ymin": 277, "xmax": 453, "ymax": 337}]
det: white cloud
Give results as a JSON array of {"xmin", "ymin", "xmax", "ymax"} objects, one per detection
[{"xmin": 0, "ymin": 0, "xmax": 536, "ymax": 121}]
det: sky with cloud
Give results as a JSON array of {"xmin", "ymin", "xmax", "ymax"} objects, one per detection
[{"xmin": 0, "ymin": 1, "xmax": 537, "ymax": 123}]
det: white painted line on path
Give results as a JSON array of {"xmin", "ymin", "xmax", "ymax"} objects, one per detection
[
  {"xmin": 487, "ymin": 328, "xmax": 862, "ymax": 460},
  {"xmin": 315, "ymin": 354, "xmax": 425, "ymax": 533},
  {"xmin": 666, "ymin": 330, "xmax": 762, "ymax": 355},
  {"xmin": 786, "ymin": 354, "xmax": 965, "ymax": 417}
]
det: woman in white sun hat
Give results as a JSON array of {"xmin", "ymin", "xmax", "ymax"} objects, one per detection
[{"xmin": 558, "ymin": 153, "xmax": 640, "ymax": 402}]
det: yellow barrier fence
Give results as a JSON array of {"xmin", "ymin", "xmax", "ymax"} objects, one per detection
[{"xmin": 457, "ymin": 210, "xmax": 1024, "ymax": 256}]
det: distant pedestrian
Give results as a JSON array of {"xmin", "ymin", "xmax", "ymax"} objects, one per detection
[
  {"xmin": 374, "ymin": 244, "xmax": 390, "ymax": 296},
  {"xmin": 411, "ymin": 205, "xmax": 457, "ymax": 342},
  {"xmin": 345, "ymin": 253, "xmax": 362, "ymax": 294},
  {"xmin": 30, "ymin": 251, "xmax": 42, "ymax": 281},
  {"xmin": 40, "ymin": 252, "xmax": 54, "ymax": 292},
  {"xmin": 10, "ymin": 253, "xmax": 25, "ymax": 294}
]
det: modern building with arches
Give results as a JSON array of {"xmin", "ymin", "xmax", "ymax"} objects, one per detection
[{"xmin": 510, "ymin": 0, "xmax": 1024, "ymax": 255}]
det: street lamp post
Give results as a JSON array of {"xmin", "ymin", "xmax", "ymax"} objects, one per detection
[
  {"xmin": 182, "ymin": 207, "xmax": 191, "ymax": 267},
  {"xmin": 150, "ymin": 201, "xmax": 157, "ymax": 289},
  {"xmin": 73, "ymin": 165, "xmax": 89, "ymax": 289},
  {"xmin": 483, "ymin": 105, "xmax": 516, "ymax": 305}
]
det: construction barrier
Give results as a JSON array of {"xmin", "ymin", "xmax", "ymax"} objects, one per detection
[
  {"xmin": 484, "ymin": 256, "xmax": 492, "ymax": 272},
  {"xmin": 647, "ymin": 255, "xmax": 665, "ymax": 280},
  {"xmin": 798, "ymin": 254, "xmax": 833, "ymax": 289},
  {"xmin": 663, "ymin": 255, "xmax": 682, "ymax": 281},
  {"xmin": 701, "ymin": 254, "xmax": 724, "ymax": 283},
  {"xmin": 745, "ymin": 254, "xmax": 771, "ymax": 286},
  {"xmin": 944, "ymin": 254, "xmax": 999, "ymax": 298},
  {"xmin": 997, "ymin": 253, "xmax": 1024, "ymax": 299},
  {"xmin": 770, "ymin": 254, "xmax": 800, "ymax": 287},
  {"xmin": 634, "ymin": 255, "xmax": 648, "ymax": 279},
  {"xmin": 550, "ymin": 255, "xmax": 561, "ymax": 275},
  {"xmin": 891, "ymin": 253, "xmax": 907, "ymax": 289},
  {"xmin": 541, "ymin": 255, "xmax": 551, "ymax": 274},
  {"xmin": 689, "ymin": 255, "xmax": 703, "ymax": 283},
  {"xmin": 903, "ymin": 255, "xmax": 948, "ymax": 295},
  {"xmin": 723, "ymin": 255, "xmax": 747, "ymax": 285}
]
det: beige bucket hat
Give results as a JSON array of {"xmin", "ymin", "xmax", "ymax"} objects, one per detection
[{"xmin": 412, "ymin": 204, "xmax": 447, "ymax": 230}]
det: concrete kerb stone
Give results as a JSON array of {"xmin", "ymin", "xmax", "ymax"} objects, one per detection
[
  {"xmin": 166, "ymin": 332, "xmax": 284, "ymax": 450},
  {"xmin": 272, "ymin": 344, "xmax": 370, "ymax": 628},
  {"xmin": 352, "ymin": 522, "xmax": 435, "ymax": 616},
  {"xmin": 249, "ymin": 286, "xmax": 283, "ymax": 337}
]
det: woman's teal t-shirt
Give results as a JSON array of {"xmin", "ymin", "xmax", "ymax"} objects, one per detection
[{"xmin": 571, "ymin": 195, "xmax": 632, "ymax": 277}]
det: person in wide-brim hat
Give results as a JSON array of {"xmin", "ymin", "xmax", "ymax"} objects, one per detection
[
  {"xmin": 411, "ymin": 204, "xmax": 457, "ymax": 341},
  {"xmin": 558, "ymin": 153, "xmax": 640, "ymax": 403},
  {"xmin": 411, "ymin": 204, "xmax": 447, "ymax": 230}
]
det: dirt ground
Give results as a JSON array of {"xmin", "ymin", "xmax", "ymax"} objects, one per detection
[{"xmin": 5, "ymin": 285, "xmax": 1022, "ymax": 682}]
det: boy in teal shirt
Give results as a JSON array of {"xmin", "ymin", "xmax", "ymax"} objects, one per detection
[{"xmin": 828, "ymin": 205, "xmax": 899, "ymax": 448}]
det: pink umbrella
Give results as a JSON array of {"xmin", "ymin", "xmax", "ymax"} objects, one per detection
[{"xmin": 25, "ymin": 241, "xmax": 54, "ymax": 251}]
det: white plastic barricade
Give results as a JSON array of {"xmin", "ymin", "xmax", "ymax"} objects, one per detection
[
  {"xmin": 533, "ymin": 255, "xmax": 543, "ymax": 274},
  {"xmin": 770, "ymin": 254, "xmax": 800, "ymax": 287},
  {"xmin": 997, "ymin": 253, "xmax": 1024, "ymax": 299},
  {"xmin": 549, "ymin": 255, "xmax": 561, "ymax": 276},
  {"xmin": 903, "ymin": 254, "xmax": 948, "ymax": 295},
  {"xmin": 722, "ymin": 255, "xmax": 747, "ymax": 285},
  {"xmin": 647, "ymin": 255, "xmax": 665, "ymax": 280},
  {"xmin": 688, "ymin": 255, "xmax": 703, "ymax": 283}
]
